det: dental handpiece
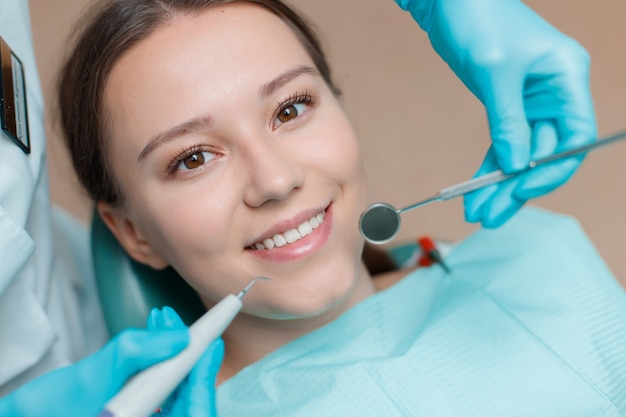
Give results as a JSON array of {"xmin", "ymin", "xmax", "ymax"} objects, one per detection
[
  {"xmin": 360, "ymin": 128, "xmax": 626, "ymax": 244},
  {"xmin": 99, "ymin": 277, "xmax": 270, "ymax": 417}
]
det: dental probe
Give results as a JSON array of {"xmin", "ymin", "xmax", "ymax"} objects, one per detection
[
  {"xmin": 99, "ymin": 277, "xmax": 270, "ymax": 417},
  {"xmin": 360, "ymin": 128, "xmax": 626, "ymax": 244}
]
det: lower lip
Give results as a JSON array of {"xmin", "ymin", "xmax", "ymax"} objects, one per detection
[{"xmin": 246, "ymin": 205, "xmax": 333, "ymax": 263}]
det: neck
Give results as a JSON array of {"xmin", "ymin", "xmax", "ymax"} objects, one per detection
[{"xmin": 216, "ymin": 261, "xmax": 376, "ymax": 384}]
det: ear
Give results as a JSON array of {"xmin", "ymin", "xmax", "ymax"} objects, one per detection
[{"xmin": 97, "ymin": 201, "xmax": 169, "ymax": 270}]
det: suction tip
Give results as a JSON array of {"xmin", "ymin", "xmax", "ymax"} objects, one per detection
[{"xmin": 237, "ymin": 276, "xmax": 271, "ymax": 299}]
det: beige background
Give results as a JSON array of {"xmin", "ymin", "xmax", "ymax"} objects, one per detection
[{"xmin": 30, "ymin": 0, "xmax": 626, "ymax": 287}]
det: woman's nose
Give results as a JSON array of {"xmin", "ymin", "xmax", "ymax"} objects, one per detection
[{"xmin": 242, "ymin": 138, "xmax": 305, "ymax": 208}]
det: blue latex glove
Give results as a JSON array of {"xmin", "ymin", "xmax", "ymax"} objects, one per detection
[
  {"xmin": 395, "ymin": 0, "xmax": 597, "ymax": 227},
  {"xmin": 147, "ymin": 307, "xmax": 224, "ymax": 417},
  {"xmin": 0, "ymin": 326, "xmax": 190, "ymax": 417}
]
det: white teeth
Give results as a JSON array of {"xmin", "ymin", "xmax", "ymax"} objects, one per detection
[
  {"xmin": 273, "ymin": 234, "xmax": 287, "ymax": 247},
  {"xmin": 250, "ymin": 210, "xmax": 326, "ymax": 250},
  {"xmin": 298, "ymin": 221, "xmax": 313, "ymax": 237},
  {"xmin": 309, "ymin": 216, "xmax": 319, "ymax": 228},
  {"xmin": 284, "ymin": 229, "xmax": 300, "ymax": 243}
]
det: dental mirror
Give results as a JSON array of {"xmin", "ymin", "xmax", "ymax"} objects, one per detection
[{"xmin": 360, "ymin": 128, "xmax": 626, "ymax": 245}]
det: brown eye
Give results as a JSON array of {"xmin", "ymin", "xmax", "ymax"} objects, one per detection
[
  {"xmin": 182, "ymin": 152, "xmax": 205, "ymax": 170},
  {"xmin": 278, "ymin": 105, "xmax": 298, "ymax": 123},
  {"xmin": 274, "ymin": 101, "xmax": 307, "ymax": 127},
  {"xmin": 170, "ymin": 148, "xmax": 217, "ymax": 174}
]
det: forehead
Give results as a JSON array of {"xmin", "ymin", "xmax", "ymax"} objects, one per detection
[
  {"xmin": 103, "ymin": 3, "xmax": 315, "ymax": 133},
  {"xmin": 103, "ymin": 3, "xmax": 314, "ymax": 146},
  {"xmin": 108, "ymin": 2, "xmax": 313, "ymax": 86}
]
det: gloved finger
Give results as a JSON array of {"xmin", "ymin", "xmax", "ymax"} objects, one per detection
[
  {"xmin": 147, "ymin": 308, "xmax": 162, "ymax": 329},
  {"xmin": 162, "ymin": 306, "xmax": 188, "ymax": 329},
  {"xmin": 464, "ymin": 145, "xmax": 528, "ymax": 227},
  {"xmin": 464, "ymin": 183, "xmax": 494, "ymax": 224},
  {"xmin": 478, "ymin": 179, "xmax": 526, "ymax": 228},
  {"xmin": 161, "ymin": 338, "xmax": 225, "ymax": 417},
  {"xmin": 4, "ymin": 327, "xmax": 190, "ymax": 417},
  {"xmin": 515, "ymin": 158, "xmax": 580, "ymax": 201},
  {"xmin": 90, "ymin": 328, "xmax": 190, "ymax": 394},
  {"xmin": 482, "ymin": 71, "xmax": 532, "ymax": 172},
  {"xmin": 147, "ymin": 307, "xmax": 192, "ymax": 415},
  {"xmin": 464, "ymin": 147, "xmax": 502, "ymax": 223},
  {"xmin": 475, "ymin": 122, "xmax": 578, "ymax": 226},
  {"xmin": 514, "ymin": 121, "xmax": 586, "ymax": 200},
  {"xmin": 525, "ymin": 38, "xmax": 594, "ymax": 126},
  {"xmin": 519, "ymin": 42, "xmax": 595, "ymax": 198},
  {"xmin": 465, "ymin": 120, "xmax": 577, "ymax": 226},
  {"xmin": 148, "ymin": 306, "xmax": 188, "ymax": 330}
]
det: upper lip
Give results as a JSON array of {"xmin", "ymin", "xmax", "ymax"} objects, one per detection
[{"xmin": 246, "ymin": 204, "xmax": 329, "ymax": 247}]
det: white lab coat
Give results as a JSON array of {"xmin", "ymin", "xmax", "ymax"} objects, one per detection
[{"xmin": 0, "ymin": 0, "xmax": 108, "ymax": 396}]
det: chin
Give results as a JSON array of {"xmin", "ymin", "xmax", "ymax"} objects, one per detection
[{"xmin": 259, "ymin": 271, "xmax": 360, "ymax": 320}]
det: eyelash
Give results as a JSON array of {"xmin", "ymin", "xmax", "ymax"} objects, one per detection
[
  {"xmin": 165, "ymin": 90, "xmax": 316, "ymax": 175},
  {"xmin": 166, "ymin": 144, "xmax": 215, "ymax": 175},
  {"xmin": 273, "ymin": 90, "xmax": 314, "ymax": 128}
]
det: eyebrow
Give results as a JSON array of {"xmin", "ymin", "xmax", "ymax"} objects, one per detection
[
  {"xmin": 259, "ymin": 64, "xmax": 319, "ymax": 98},
  {"xmin": 138, "ymin": 116, "xmax": 212, "ymax": 162},
  {"xmin": 137, "ymin": 64, "xmax": 320, "ymax": 163}
]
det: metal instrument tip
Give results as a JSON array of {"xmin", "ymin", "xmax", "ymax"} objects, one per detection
[{"xmin": 236, "ymin": 277, "xmax": 271, "ymax": 300}]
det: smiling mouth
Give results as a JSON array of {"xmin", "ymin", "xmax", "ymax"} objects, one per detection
[{"xmin": 248, "ymin": 210, "xmax": 326, "ymax": 250}]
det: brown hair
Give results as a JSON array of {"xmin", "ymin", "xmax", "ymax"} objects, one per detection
[{"xmin": 58, "ymin": 0, "xmax": 340, "ymax": 206}]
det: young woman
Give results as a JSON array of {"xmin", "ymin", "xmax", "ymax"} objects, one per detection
[{"xmin": 57, "ymin": 0, "xmax": 626, "ymax": 415}]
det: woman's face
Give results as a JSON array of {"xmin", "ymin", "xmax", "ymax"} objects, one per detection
[{"xmin": 102, "ymin": 3, "xmax": 368, "ymax": 319}]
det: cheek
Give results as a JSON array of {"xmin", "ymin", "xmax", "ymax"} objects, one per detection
[
  {"xmin": 126, "ymin": 183, "xmax": 238, "ymax": 272},
  {"xmin": 131, "ymin": 193, "xmax": 252, "ymax": 302},
  {"xmin": 312, "ymin": 113, "xmax": 369, "ymax": 238},
  {"xmin": 320, "ymin": 117, "xmax": 368, "ymax": 200}
]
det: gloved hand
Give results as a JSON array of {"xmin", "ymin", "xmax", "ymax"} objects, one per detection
[
  {"xmin": 147, "ymin": 307, "xmax": 224, "ymax": 417},
  {"xmin": 0, "ymin": 325, "xmax": 190, "ymax": 417},
  {"xmin": 395, "ymin": 0, "xmax": 597, "ymax": 227}
]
